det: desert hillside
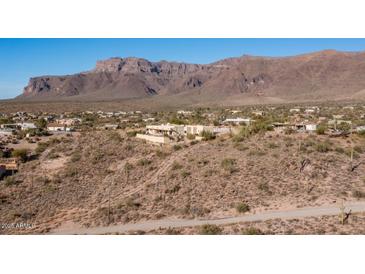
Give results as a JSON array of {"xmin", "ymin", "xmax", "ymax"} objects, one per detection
[{"xmin": 17, "ymin": 50, "xmax": 365, "ymax": 105}]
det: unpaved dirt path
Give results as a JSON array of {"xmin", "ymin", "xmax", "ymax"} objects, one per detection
[{"xmin": 51, "ymin": 201, "xmax": 365, "ymax": 234}]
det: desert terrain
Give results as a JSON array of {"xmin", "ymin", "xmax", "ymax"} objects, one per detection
[{"xmin": 1, "ymin": 102, "xmax": 365, "ymax": 234}]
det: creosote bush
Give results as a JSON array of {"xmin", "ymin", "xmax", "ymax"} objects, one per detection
[
  {"xmin": 235, "ymin": 202, "xmax": 250, "ymax": 213},
  {"xmin": 221, "ymin": 158, "xmax": 237, "ymax": 174},
  {"xmin": 11, "ymin": 149, "xmax": 29, "ymax": 163},
  {"xmin": 199, "ymin": 224, "xmax": 222, "ymax": 235}
]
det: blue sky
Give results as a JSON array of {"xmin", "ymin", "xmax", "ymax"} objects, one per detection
[{"xmin": 2, "ymin": 38, "xmax": 365, "ymax": 99}]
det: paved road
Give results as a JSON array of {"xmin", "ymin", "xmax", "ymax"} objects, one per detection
[{"xmin": 52, "ymin": 201, "xmax": 365, "ymax": 234}]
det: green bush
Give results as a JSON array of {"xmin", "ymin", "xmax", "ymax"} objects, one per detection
[
  {"xmin": 315, "ymin": 141, "xmax": 332, "ymax": 153},
  {"xmin": 235, "ymin": 202, "xmax": 250, "ymax": 213},
  {"xmin": 316, "ymin": 124, "xmax": 326, "ymax": 135},
  {"xmin": 221, "ymin": 158, "xmax": 237, "ymax": 174},
  {"xmin": 352, "ymin": 190, "xmax": 365, "ymax": 199},
  {"xmin": 199, "ymin": 224, "xmax": 222, "ymax": 235},
  {"xmin": 171, "ymin": 161, "xmax": 183, "ymax": 170},
  {"xmin": 241, "ymin": 227, "xmax": 263, "ymax": 235},
  {"xmin": 201, "ymin": 130, "xmax": 215, "ymax": 141},
  {"xmin": 173, "ymin": 144, "xmax": 182, "ymax": 151},
  {"xmin": 186, "ymin": 133, "xmax": 195, "ymax": 140},
  {"xmin": 70, "ymin": 152, "xmax": 82, "ymax": 162},
  {"xmin": 11, "ymin": 149, "xmax": 28, "ymax": 162},
  {"xmin": 4, "ymin": 176, "xmax": 20, "ymax": 187},
  {"xmin": 137, "ymin": 158, "xmax": 152, "ymax": 166},
  {"xmin": 181, "ymin": 170, "xmax": 191, "ymax": 178}
]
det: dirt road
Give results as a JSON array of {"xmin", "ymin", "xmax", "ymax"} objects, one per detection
[{"xmin": 51, "ymin": 201, "xmax": 365, "ymax": 234}]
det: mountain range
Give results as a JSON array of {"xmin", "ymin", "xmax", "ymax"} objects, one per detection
[{"xmin": 17, "ymin": 50, "xmax": 365, "ymax": 106}]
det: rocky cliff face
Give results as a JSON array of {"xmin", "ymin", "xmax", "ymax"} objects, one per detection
[{"xmin": 18, "ymin": 50, "xmax": 365, "ymax": 102}]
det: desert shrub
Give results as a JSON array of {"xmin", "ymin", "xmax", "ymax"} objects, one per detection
[
  {"xmin": 258, "ymin": 182, "xmax": 271, "ymax": 193},
  {"xmin": 221, "ymin": 158, "xmax": 237, "ymax": 174},
  {"xmin": 335, "ymin": 147, "xmax": 345, "ymax": 154},
  {"xmin": 124, "ymin": 198, "xmax": 141, "ymax": 208},
  {"xmin": 337, "ymin": 122, "xmax": 351, "ymax": 132},
  {"xmin": 190, "ymin": 140, "xmax": 198, "ymax": 145},
  {"xmin": 316, "ymin": 124, "xmax": 326, "ymax": 135},
  {"xmin": 124, "ymin": 162, "xmax": 134, "ymax": 173},
  {"xmin": 201, "ymin": 130, "xmax": 215, "ymax": 141},
  {"xmin": 165, "ymin": 184, "xmax": 181, "ymax": 194},
  {"xmin": 4, "ymin": 176, "xmax": 20, "ymax": 187},
  {"xmin": 248, "ymin": 148, "xmax": 266, "ymax": 156},
  {"xmin": 233, "ymin": 143, "xmax": 249, "ymax": 151},
  {"xmin": 91, "ymin": 150, "xmax": 104, "ymax": 164},
  {"xmin": 284, "ymin": 127, "xmax": 295, "ymax": 135},
  {"xmin": 173, "ymin": 144, "xmax": 182, "ymax": 151},
  {"xmin": 64, "ymin": 166, "xmax": 78, "ymax": 177},
  {"xmin": 186, "ymin": 133, "xmax": 195, "ymax": 140},
  {"xmin": 354, "ymin": 145, "xmax": 363, "ymax": 154},
  {"xmin": 137, "ymin": 158, "xmax": 152, "ymax": 166},
  {"xmin": 181, "ymin": 171, "xmax": 191, "ymax": 178},
  {"xmin": 156, "ymin": 150, "xmax": 169, "ymax": 158},
  {"xmin": 171, "ymin": 161, "xmax": 183, "ymax": 170},
  {"xmin": 11, "ymin": 149, "xmax": 28, "ymax": 162},
  {"xmin": 70, "ymin": 151, "xmax": 82, "ymax": 162},
  {"xmin": 47, "ymin": 149, "xmax": 60, "ymax": 159},
  {"xmin": 108, "ymin": 131, "xmax": 123, "ymax": 142},
  {"xmin": 267, "ymin": 142, "xmax": 279, "ymax": 149},
  {"xmin": 241, "ymin": 227, "xmax": 263, "ymax": 235},
  {"xmin": 352, "ymin": 190, "xmax": 365, "ymax": 199},
  {"xmin": 169, "ymin": 116, "xmax": 185, "ymax": 125},
  {"xmin": 126, "ymin": 130, "xmax": 138, "ymax": 137},
  {"xmin": 315, "ymin": 141, "xmax": 332, "ymax": 153},
  {"xmin": 199, "ymin": 224, "xmax": 222, "ymax": 235},
  {"xmin": 235, "ymin": 202, "xmax": 250, "ymax": 213},
  {"xmin": 232, "ymin": 121, "xmax": 272, "ymax": 142}
]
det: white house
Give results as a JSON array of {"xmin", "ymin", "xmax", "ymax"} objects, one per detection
[
  {"xmin": 16, "ymin": 122, "xmax": 37, "ymax": 130},
  {"xmin": 47, "ymin": 123, "xmax": 73, "ymax": 132},
  {"xmin": 222, "ymin": 118, "xmax": 251, "ymax": 125}
]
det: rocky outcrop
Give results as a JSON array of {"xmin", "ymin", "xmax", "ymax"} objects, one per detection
[{"xmin": 18, "ymin": 50, "xmax": 365, "ymax": 102}]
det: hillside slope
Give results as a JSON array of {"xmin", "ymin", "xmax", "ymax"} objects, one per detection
[{"xmin": 17, "ymin": 50, "xmax": 365, "ymax": 104}]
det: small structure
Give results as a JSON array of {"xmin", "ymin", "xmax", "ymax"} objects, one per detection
[
  {"xmin": 0, "ymin": 158, "xmax": 19, "ymax": 171},
  {"xmin": 99, "ymin": 124, "xmax": 119, "ymax": 130},
  {"xmin": 290, "ymin": 108, "xmax": 301, "ymax": 113},
  {"xmin": 356, "ymin": 126, "xmax": 365, "ymax": 132},
  {"xmin": 136, "ymin": 134, "xmax": 170, "ymax": 144},
  {"xmin": 47, "ymin": 123, "xmax": 74, "ymax": 132},
  {"xmin": 252, "ymin": 111, "xmax": 264, "ymax": 117},
  {"xmin": 0, "ymin": 129, "xmax": 14, "ymax": 136},
  {"xmin": 222, "ymin": 118, "xmax": 251, "ymax": 125},
  {"xmin": 146, "ymin": 124, "xmax": 185, "ymax": 137},
  {"xmin": 16, "ymin": 122, "xmax": 37, "ymax": 130}
]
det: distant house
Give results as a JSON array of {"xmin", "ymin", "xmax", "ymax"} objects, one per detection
[
  {"xmin": 47, "ymin": 123, "xmax": 73, "ymax": 132},
  {"xmin": 289, "ymin": 108, "xmax": 301, "ymax": 113},
  {"xmin": 99, "ymin": 124, "xmax": 119, "ymax": 130},
  {"xmin": 146, "ymin": 124, "xmax": 185, "ymax": 137},
  {"xmin": 222, "ymin": 118, "xmax": 251, "ymax": 125},
  {"xmin": 177, "ymin": 110, "xmax": 193, "ymax": 116},
  {"xmin": 185, "ymin": 125, "xmax": 213, "ymax": 135},
  {"xmin": 16, "ymin": 122, "xmax": 37, "ymax": 130},
  {"xmin": 0, "ymin": 129, "xmax": 14, "ymax": 136},
  {"xmin": 143, "ymin": 117, "xmax": 156, "ymax": 122},
  {"xmin": 56, "ymin": 118, "xmax": 81, "ymax": 126},
  {"xmin": 252, "ymin": 111, "xmax": 264, "ymax": 116},
  {"xmin": 137, "ymin": 123, "xmax": 230, "ymax": 144}
]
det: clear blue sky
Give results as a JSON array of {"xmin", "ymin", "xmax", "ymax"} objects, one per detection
[{"xmin": 2, "ymin": 38, "xmax": 365, "ymax": 99}]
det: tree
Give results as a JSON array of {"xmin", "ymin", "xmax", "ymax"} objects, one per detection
[{"xmin": 35, "ymin": 118, "xmax": 47, "ymax": 129}]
